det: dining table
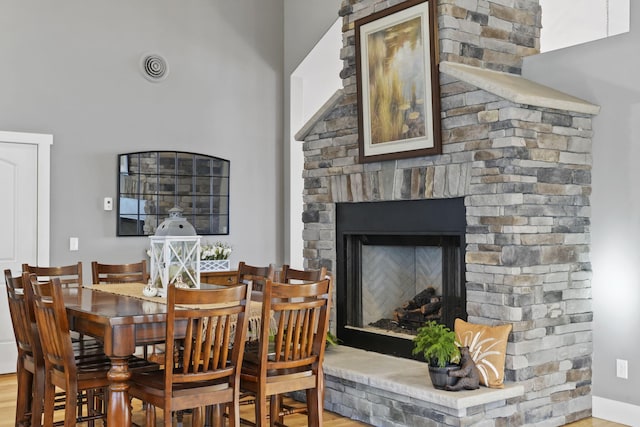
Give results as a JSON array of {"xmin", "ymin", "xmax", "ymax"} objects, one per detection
[{"xmin": 59, "ymin": 282, "xmax": 265, "ymax": 427}]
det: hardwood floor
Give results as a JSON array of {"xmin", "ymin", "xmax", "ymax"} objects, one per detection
[
  {"xmin": 0, "ymin": 373, "xmax": 627, "ymax": 426},
  {"xmin": 565, "ymin": 420, "xmax": 628, "ymax": 427},
  {"xmin": 0, "ymin": 373, "xmax": 366, "ymax": 427}
]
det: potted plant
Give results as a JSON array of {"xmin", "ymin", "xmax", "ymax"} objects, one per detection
[
  {"xmin": 326, "ymin": 330, "xmax": 341, "ymax": 348},
  {"xmin": 200, "ymin": 241, "xmax": 233, "ymax": 272},
  {"xmin": 412, "ymin": 320, "xmax": 461, "ymax": 389}
]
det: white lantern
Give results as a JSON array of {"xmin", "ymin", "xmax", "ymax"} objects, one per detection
[{"xmin": 149, "ymin": 206, "xmax": 201, "ymax": 297}]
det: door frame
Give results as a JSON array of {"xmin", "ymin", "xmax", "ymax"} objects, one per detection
[{"xmin": 0, "ymin": 130, "xmax": 52, "ymax": 267}]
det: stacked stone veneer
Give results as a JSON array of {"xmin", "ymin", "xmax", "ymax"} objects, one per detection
[
  {"xmin": 340, "ymin": 0, "xmax": 541, "ymax": 75},
  {"xmin": 438, "ymin": 0, "xmax": 540, "ymax": 73},
  {"xmin": 300, "ymin": 0, "xmax": 595, "ymax": 425}
]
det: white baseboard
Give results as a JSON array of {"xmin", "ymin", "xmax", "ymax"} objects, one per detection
[{"xmin": 593, "ymin": 395, "xmax": 640, "ymax": 426}]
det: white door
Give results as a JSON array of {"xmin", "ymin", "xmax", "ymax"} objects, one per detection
[{"xmin": 0, "ymin": 131, "xmax": 51, "ymax": 374}]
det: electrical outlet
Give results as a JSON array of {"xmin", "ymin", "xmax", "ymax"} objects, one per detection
[
  {"xmin": 69, "ymin": 237, "xmax": 79, "ymax": 251},
  {"xmin": 104, "ymin": 197, "xmax": 113, "ymax": 211},
  {"xmin": 616, "ymin": 359, "xmax": 628, "ymax": 379}
]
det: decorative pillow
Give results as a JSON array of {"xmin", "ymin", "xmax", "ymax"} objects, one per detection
[{"xmin": 454, "ymin": 318, "xmax": 512, "ymax": 388}]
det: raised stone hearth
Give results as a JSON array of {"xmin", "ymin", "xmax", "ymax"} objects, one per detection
[
  {"xmin": 298, "ymin": 1, "xmax": 599, "ymax": 425},
  {"xmin": 323, "ymin": 346, "xmax": 524, "ymax": 426}
]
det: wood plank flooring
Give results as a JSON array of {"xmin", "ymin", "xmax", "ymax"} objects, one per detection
[
  {"xmin": 0, "ymin": 373, "xmax": 627, "ymax": 426},
  {"xmin": 565, "ymin": 420, "xmax": 628, "ymax": 427}
]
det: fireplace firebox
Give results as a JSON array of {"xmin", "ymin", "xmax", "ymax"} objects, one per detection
[{"xmin": 336, "ymin": 198, "xmax": 467, "ymax": 359}]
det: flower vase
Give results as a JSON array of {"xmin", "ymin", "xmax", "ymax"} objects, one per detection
[{"xmin": 201, "ymin": 259, "xmax": 230, "ymax": 272}]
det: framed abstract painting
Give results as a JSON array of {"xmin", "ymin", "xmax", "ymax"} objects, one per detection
[{"xmin": 355, "ymin": 0, "xmax": 441, "ymax": 162}]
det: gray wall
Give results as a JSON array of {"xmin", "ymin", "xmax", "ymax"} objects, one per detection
[
  {"xmin": 524, "ymin": 3, "xmax": 640, "ymax": 408},
  {"xmin": 0, "ymin": 0, "xmax": 284, "ymax": 274},
  {"xmin": 284, "ymin": 0, "xmax": 341, "ymax": 76}
]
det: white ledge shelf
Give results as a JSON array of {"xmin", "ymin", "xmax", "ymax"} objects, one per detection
[
  {"xmin": 440, "ymin": 61, "xmax": 600, "ymax": 116},
  {"xmin": 323, "ymin": 345, "xmax": 524, "ymax": 412}
]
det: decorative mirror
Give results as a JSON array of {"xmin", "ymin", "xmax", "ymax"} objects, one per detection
[{"xmin": 117, "ymin": 151, "xmax": 230, "ymax": 236}]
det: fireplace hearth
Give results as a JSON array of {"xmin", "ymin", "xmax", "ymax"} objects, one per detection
[{"xmin": 336, "ymin": 198, "xmax": 466, "ymax": 359}]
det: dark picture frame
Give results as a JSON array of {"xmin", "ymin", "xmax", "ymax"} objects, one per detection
[
  {"xmin": 117, "ymin": 151, "xmax": 230, "ymax": 236},
  {"xmin": 355, "ymin": 0, "xmax": 441, "ymax": 163}
]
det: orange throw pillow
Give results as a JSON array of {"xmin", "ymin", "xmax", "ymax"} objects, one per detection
[{"xmin": 454, "ymin": 318, "xmax": 512, "ymax": 388}]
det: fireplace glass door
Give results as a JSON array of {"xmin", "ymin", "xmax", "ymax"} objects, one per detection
[{"xmin": 362, "ymin": 243, "xmax": 445, "ymax": 332}]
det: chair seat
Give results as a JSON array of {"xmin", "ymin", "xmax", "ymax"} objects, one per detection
[
  {"xmin": 71, "ymin": 334, "xmax": 103, "ymax": 348},
  {"xmin": 132, "ymin": 369, "xmax": 232, "ymax": 396},
  {"xmin": 241, "ymin": 358, "xmax": 315, "ymax": 379},
  {"xmin": 127, "ymin": 355, "xmax": 160, "ymax": 372},
  {"xmin": 53, "ymin": 363, "xmax": 111, "ymax": 382}
]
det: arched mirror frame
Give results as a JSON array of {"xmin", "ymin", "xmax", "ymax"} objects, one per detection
[{"xmin": 117, "ymin": 151, "xmax": 230, "ymax": 236}]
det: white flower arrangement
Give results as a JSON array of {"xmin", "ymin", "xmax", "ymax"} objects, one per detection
[{"xmin": 201, "ymin": 241, "xmax": 232, "ymax": 260}]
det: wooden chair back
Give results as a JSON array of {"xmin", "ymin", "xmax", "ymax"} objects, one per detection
[
  {"xmin": 91, "ymin": 260, "xmax": 148, "ymax": 284},
  {"xmin": 281, "ymin": 265, "xmax": 327, "ymax": 284},
  {"xmin": 3, "ymin": 270, "xmax": 35, "ymax": 358},
  {"xmin": 26, "ymin": 276, "xmax": 78, "ymax": 378},
  {"xmin": 22, "ymin": 262, "xmax": 83, "ymax": 287},
  {"xmin": 261, "ymin": 277, "xmax": 332, "ymax": 372},
  {"xmin": 128, "ymin": 282, "xmax": 253, "ymax": 427},
  {"xmin": 166, "ymin": 283, "xmax": 252, "ymax": 386},
  {"xmin": 236, "ymin": 261, "xmax": 274, "ymax": 293}
]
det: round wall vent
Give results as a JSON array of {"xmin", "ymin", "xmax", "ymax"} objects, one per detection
[{"xmin": 140, "ymin": 53, "xmax": 169, "ymax": 82}]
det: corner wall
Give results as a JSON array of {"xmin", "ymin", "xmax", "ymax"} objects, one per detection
[
  {"xmin": 299, "ymin": 0, "xmax": 596, "ymax": 424},
  {"xmin": 523, "ymin": 3, "xmax": 640, "ymax": 422}
]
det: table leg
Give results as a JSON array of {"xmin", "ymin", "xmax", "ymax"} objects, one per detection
[{"xmin": 106, "ymin": 356, "xmax": 132, "ymax": 427}]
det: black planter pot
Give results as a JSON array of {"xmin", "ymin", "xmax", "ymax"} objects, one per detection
[{"xmin": 428, "ymin": 364, "xmax": 461, "ymax": 389}]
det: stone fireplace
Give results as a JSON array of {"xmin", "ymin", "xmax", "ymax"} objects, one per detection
[{"xmin": 297, "ymin": 0, "xmax": 599, "ymax": 425}]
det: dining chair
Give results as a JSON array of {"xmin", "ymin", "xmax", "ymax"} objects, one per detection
[
  {"xmin": 280, "ymin": 265, "xmax": 327, "ymax": 284},
  {"xmin": 4, "ymin": 269, "xmax": 42, "ymax": 427},
  {"xmin": 22, "ymin": 262, "xmax": 83, "ymax": 288},
  {"xmin": 236, "ymin": 262, "xmax": 274, "ymax": 295},
  {"xmin": 91, "ymin": 260, "xmax": 148, "ymax": 284},
  {"xmin": 23, "ymin": 262, "xmax": 101, "ymax": 350},
  {"xmin": 239, "ymin": 276, "xmax": 332, "ymax": 427},
  {"xmin": 273, "ymin": 265, "xmax": 328, "ymax": 424},
  {"xmin": 26, "ymin": 275, "xmax": 112, "ymax": 427},
  {"xmin": 128, "ymin": 282, "xmax": 253, "ymax": 427},
  {"xmin": 236, "ymin": 262, "xmax": 275, "ymax": 345},
  {"xmin": 7, "ymin": 269, "xmax": 117, "ymax": 427},
  {"xmin": 91, "ymin": 260, "xmax": 166, "ymax": 362}
]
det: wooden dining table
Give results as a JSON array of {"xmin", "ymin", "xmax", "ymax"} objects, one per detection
[
  {"xmin": 60, "ymin": 282, "xmax": 264, "ymax": 427},
  {"xmin": 60, "ymin": 284, "xmax": 181, "ymax": 427}
]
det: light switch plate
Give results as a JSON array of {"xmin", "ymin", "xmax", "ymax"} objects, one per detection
[
  {"xmin": 104, "ymin": 197, "xmax": 113, "ymax": 211},
  {"xmin": 69, "ymin": 237, "xmax": 79, "ymax": 251},
  {"xmin": 617, "ymin": 359, "xmax": 628, "ymax": 379}
]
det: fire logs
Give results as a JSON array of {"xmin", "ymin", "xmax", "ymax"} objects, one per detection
[{"xmin": 393, "ymin": 286, "xmax": 442, "ymax": 328}]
